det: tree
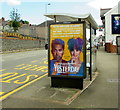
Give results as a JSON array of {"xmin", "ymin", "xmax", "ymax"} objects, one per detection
[
  {"xmin": 9, "ymin": 8, "xmax": 21, "ymax": 32},
  {"xmin": 24, "ymin": 20, "xmax": 29, "ymax": 24},
  {"xmin": 20, "ymin": 19, "xmax": 29, "ymax": 25}
]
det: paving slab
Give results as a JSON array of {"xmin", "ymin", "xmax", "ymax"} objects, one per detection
[{"xmin": 7, "ymin": 72, "xmax": 98, "ymax": 105}]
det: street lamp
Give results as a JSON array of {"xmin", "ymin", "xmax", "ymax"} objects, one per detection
[{"xmin": 45, "ymin": 3, "xmax": 50, "ymax": 44}]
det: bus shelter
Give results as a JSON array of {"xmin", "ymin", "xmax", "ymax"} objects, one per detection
[{"xmin": 45, "ymin": 13, "xmax": 98, "ymax": 89}]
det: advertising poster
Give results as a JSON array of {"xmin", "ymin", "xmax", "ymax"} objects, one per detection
[
  {"xmin": 112, "ymin": 14, "xmax": 120, "ymax": 34},
  {"xmin": 49, "ymin": 22, "xmax": 86, "ymax": 78}
]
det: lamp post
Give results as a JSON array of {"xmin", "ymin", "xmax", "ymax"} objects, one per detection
[{"xmin": 45, "ymin": 3, "xmax": 50, "ymax": 44}]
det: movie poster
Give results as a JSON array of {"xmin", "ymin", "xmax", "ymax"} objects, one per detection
[
  {"xmin": 49, "ymin": 22, "xmax": 85, "ymax": 77},
  {"xmin": 112, "ymin": 15, "xmax": 120, "ymax": 34}
]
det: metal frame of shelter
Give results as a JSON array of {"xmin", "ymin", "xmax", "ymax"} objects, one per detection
[
  {"xmin": 45, "ymin": 13, "xmax": 98, "ymax": 89},
  {"xmin": 116, "ymin": 36, "xmax": 120, "ymax": 55}
]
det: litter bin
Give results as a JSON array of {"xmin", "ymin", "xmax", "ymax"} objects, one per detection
[
  {"xmin": 116, "ymin": 36, "xmax": 120, "ymax": 54},
  {"xmin": 45, "ymin": 44, "xmax": 48, "ymax": 50}
]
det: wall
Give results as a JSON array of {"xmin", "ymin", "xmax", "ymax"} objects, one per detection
[
  {"xmin": 0, "ymin": 38, "xmax": 45, "ymax": 51},
  {"xmin": 36, "ymin": 26, "xmax": 46, "ymax": 38},
  {"xmin": 18, "ymin": 25, "xmax": 30, "ymax": 36},
  {"xmin": 18, "ymin": 25, "xmax": 47, "ymax": 41},
  {"xmin": 105, "ymin": 4, "xmax": 119, "ymax": 45}
]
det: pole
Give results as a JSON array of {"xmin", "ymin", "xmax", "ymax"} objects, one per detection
[
  {"xmin": 45, "ymin": 3, "xmax": 50, "ymax": 44},
  {"xmin": 90, "ymin": 23, "xmax": 92, "ymax": 81}
]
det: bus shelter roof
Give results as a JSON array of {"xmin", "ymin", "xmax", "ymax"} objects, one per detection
[{"xmin": 44, "ymin": 13, "xmax": 98, "ymax": 29}]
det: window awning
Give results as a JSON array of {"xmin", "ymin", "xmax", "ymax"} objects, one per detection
[{"xmin": 44, "ymin": 13, "xmax": 98, "ymax": 29}]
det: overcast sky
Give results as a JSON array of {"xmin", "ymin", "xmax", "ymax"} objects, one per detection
[{"xmin": 0, "ymin": 0, "xmax": 119, "ymax": 25}]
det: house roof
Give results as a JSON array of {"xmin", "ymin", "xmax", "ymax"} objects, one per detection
[
  {"xmin": 0, "ymin": 20, "xmax": 9, "ymax": 26},
  {"xmin": 100, "ymin": 8, "xmax": 112, "ymax": 17},
  {"xmin": 44, "ymin": 13, "xmax": 98, "ymax": 29}
]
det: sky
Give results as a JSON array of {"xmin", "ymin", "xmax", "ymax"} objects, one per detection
[{"xmin": 0, "ymin": 0, "xmax": 119, "ymax": 25}]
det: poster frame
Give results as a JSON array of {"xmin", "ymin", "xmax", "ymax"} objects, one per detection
[
  {"xmin": 116, "ymin": 36, "xmax": 120, "ymax": 54},
  {"xmin": 48, "ymin": 21, "xmax": 86, "ymax": 79},
  {"xmin": 111, "ymin": 14, "xmax": 120, "ymax": 34}
]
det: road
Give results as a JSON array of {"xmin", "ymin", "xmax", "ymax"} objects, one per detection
[{"xmin": 0, "ymin": 49, "xmax": 48, "ymax": 99}]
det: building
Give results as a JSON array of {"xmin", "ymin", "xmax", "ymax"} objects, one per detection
[
  {"xmin": 18, "ymin": 20, "xmax": 54, "ymax": 41},
  {"xmin": 18, "ymin": 24, "xmax": 37, "ymax": 38},
  {"xmin": 36, "ymin": 20, "xmax": 54, "ymax": 41},
  {"xmin": 104, "ymin": 4, "xmax": 120, "ymax": 44},
  {"xmin": 0, "ymin": 17, "xmax": 13, "ymax": 32},
  {"xmin": 100, "ymin": 1, "xmax": 120, "ymax": 53},
  {"xmin": 100, "ymin": 8, "xmax": 112, "ymax": 28},
  {"xmin": 0, "ymin": 16, "xmax": 55, "ymax": 42}
]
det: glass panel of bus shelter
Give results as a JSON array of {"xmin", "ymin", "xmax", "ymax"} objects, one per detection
[
  {"xmin": 86, "ymin": 29, "xmax": 90, "ymax": 75},
  {"xmin": 91, "ymin": 28, "xmax": 97, "ymax": 73}
]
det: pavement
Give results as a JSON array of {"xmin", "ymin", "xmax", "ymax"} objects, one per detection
[
  {"xmin": 0, "ymin": 47, "xmax": 45, "ymax": 54},
  {"xmin": 2, "ymin": 47, "xmax": 119, "ymax": 109}
]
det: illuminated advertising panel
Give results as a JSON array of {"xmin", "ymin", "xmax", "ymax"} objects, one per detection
[
  {"xmin": 112, "ymin": 14, "xmax": 120, "ymax": 34},
  {"xmin": 48, "ymin": 22, "xmax": 86, "ymax": 78}
]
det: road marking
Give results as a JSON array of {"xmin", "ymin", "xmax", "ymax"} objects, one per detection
[
  {"xmin": 24, "ymin": 65, "xmax": 38, "ymax": 70},
  {"xmin": 14, "ymin": 64, "xmax": 48, "ymax": 72},
  {"xmin": 0, "ymin": 92, "xmax": 4, "ymax": 95},
  {"xmin": 31, "ymin": 60, "xmax": 38, "ymax": 63},
  {"xmin": 44, "ymin": 60, "xmax": 48, "ymax": 64},
  {"xmin": 14, "ymin": 65, "xmax": 32, "ymax": 70},
  {"xmin": 13, "ymin": 74, "xmax": 38, "ymax": 84},
  {"xmin": 1, "ymin": 73, "xmax": 26, "ymax": 83},
  {"xmin": 15, "ymin": 64, "xmax": 25, "ymax": 67},
  {"xmin": 35, "ymin": 66, "xmax": 48, "ymax": 71},
  {"xmin": 0, "ymin": 69, "xmax": 6, "ymax": 72},
  {"xmin": 0, "ymin": 72, "xmax": 18, "ymax": 81},
  {"xmin": 0, "ymin": 73, "xmax": 48, "ymax": 101},
  {"xmin": 0, "ymin": 72, "xmax": 40, "ymax": 84}
]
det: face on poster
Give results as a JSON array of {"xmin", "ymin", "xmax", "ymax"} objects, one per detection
[
  {"xmin": 112, "ymin": 15, "xmax": 120, "ymax": 34},
  {"xmin": 49, "ymin": 22, "xmax": 85, "ymax": 77}
]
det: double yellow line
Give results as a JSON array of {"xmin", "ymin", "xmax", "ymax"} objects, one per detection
[{"xmin": 0, "ymin": 73, "xmax": 48, "ymax": 101}]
